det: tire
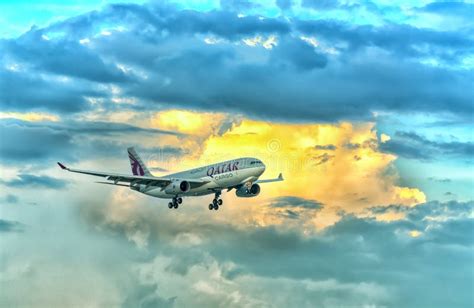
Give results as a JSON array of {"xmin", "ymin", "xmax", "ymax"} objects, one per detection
[
  {"xmin": 209, "ymin": 204, "xmax": 213, "ymax": 210},
  {"xmin": 168, "ymin": 202, "xmax": 173, "ymax": 209},
  {"xmin": 174, "ymin": 203, "xmax": 179, "ymax": 209},
  {"xmin": 218, "ymin": 199, "xmax": 223, "ymax": 205},
  {"xmin": 177, "ymin": 197, "xmax": 182, "ymax": 204},
  {"xmin": 212, "ymin": 199, "xmax": 218, "ymax": 206},
  {"xmin": 214, "ymin": 204, "xmax": 219, "ymax": 210}
]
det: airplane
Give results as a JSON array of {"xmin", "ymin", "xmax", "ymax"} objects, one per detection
[{"xmin": 57, "ymin": 147, "xmax": 283, "ymax": 211}]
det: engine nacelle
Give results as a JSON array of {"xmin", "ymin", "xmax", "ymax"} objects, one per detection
[
  {"xmin": 165, "ymin": 179, "xmax": 191, "ymax": 194},
  {"xmin": 235, "ymin": 183, "xmax": 260, "ymax": 198}
]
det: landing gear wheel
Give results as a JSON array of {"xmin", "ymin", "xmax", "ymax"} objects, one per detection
[
  {"xmin": 168, "ymin": 202, "xmax": 173, "ymax": 209},
  {"xmin": 212, "ymin": 199, "xmax": 218, "ymax": 206},
  {"xmin": 213, "ymin": 204, "xmax": 219, "ymax": 210},
  {"xmin": 217, "ymin": 199, "xmax": 223, "ymax": 205},
  {"xmin": 173, "ymin": 202, "xmax": 179, "ymax": 209},
  {"xmin": 177, "ymin": 197, "xmax": 182, "ymax": 204},
  {"xmin": 209, "ymin": 203, "xmax": 213, "ymax": 210}
]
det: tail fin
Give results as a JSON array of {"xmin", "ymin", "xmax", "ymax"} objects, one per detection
[{"xmin": 127, "ymin": 147, "xmax": 152, "ymax": 176}]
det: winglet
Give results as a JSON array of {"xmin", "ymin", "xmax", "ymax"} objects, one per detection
[
  {"xmin": 57, "ymin": 162, "xmax": 67, "ymax": 170},
  {"xmin": 278, "ymin": 173, "xmax": 284, "ymax": 180}
]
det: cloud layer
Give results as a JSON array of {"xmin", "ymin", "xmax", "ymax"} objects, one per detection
[{"xmin": 1, "ymin": 2, "xmax": 472, "ymax": 121}]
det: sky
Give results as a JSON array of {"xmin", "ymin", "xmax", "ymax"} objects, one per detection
[{"xmin": 0, "ymin": 0, "xmax": 473, "ymax": 307}]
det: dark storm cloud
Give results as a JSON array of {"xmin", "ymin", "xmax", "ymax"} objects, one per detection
[
  {"xmin": 1, "ymin": 3, "xmax": 471, "ymax": 121},
  {"xmin": 63, "ymin": 3, "xmax": 291, "ymax": 41},
  {"xmin": 0, "ymin": 174, "xmax": 68, "ymax": 189},
  {"xmin": 0, "ymin": 219, "xmax": 24, "ymax": 233},
  {"xmin": 296, "ymin": 20, "xmax": 474, "ymax": 63},
  {"xmin": 271, "ymin": 36, "xmax": 328, "ymax": 70},
  {"xmin": 146, "ymin": 7, "xmax": 290, "ymax": 39},
  {"xmin": 126, "ymin": 42, "xmax": 472, "ymax": 122},
  {"xmin": 380, "ymin": 131, "xmax": 474, "ymax": 160},
  {"xmin": 0, "ymin": 69, "xmax": 97, "ymax": 113},
  {"xmin": 3, "ymin": 29, "xmax": 131, "ymax": 83}
]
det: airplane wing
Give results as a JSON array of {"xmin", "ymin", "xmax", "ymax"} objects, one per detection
[
  {"xmin": 57, "ymin": 162, "xmax": 209, "ymax": 188},
  {"xmin": 255, "ymin": 173, "xmax": 284, "ymax": 184}
]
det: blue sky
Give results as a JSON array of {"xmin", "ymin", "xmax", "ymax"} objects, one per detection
[{"xmin": 0, "ymin": 0, "xmax": 473, "ymax": 307}]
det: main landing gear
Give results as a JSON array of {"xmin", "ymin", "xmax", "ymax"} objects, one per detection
[
  {"xmin": 209, "ymin": 192, "xmax": 223, "ymax": 211},
  {"xmin": 168, "ymin": 196, "xmax": 182, "ymax": 209}
]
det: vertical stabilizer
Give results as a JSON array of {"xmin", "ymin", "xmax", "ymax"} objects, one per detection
[{"xmin": 127, "ymin": 147, "xmax": 152, "ymax": 176}]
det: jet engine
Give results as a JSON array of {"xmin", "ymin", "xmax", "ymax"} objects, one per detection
[
  {"xmin": 165, "ymin": 179, "xmax": 191, "ymax": 194},
  {"xmin": 235, "ymin": 183, "xmax": 260, "ymax": 197}
]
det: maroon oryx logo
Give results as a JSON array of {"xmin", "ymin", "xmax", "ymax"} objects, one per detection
[{"xmin": 128, "ymin": 152, "xmax": 145, "ymax": 176}]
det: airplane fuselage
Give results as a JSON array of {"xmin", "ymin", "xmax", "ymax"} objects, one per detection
[
  {"xmin": 58, "ymin": 148, "xmax": 282, "ymax": 210},
  {"xmin": 139, "ymin": 157, "xmax": 266, "ymax": 198}
]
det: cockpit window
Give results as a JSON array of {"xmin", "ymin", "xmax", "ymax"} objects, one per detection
[{"xmin": 250, "ymin": 160, "xmax": 261, "ymax": 165}]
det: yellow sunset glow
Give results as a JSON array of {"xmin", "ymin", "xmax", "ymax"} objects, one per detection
[
  {"xmin": 380, "ymin": 133, "xmax": 391, "ymax": 143},
  {"xmin": 151, "ymin": 110, "xmax": 228, "ymax": 135},
  {"xmin": 0, "ymin": 112, "xmax": 59, "ymax": 122},
  {"xmin": 144, "ymin": 109, "xmax": 426, "ymax": 229},
  {"xmin": 409, "ymin": 230, "xmax": 423, "ymax": 238}
]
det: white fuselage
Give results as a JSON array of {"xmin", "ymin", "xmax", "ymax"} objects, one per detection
[{"xmin": 138, "ymin": 157, "xmax": 266, "ymax": 198}]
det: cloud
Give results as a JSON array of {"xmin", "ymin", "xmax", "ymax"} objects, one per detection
[
  {"xmin": 4, "ymin": 194, "xmax": 19, "ymax": 204},
  {"xmin": 271, "ymin": 36, "xmax": 328, "ymax": 70},
  {"xmin": 420, "ymin": 1, "xmax": 474, "ymax": 19},
  {"xmin": 122, "ymin": 282, "xmax": 176, "ymax": 308},
  {"xmin": 275, "ymin": 0, "xmax": 293, "ymax": 11},
  {"xmin": 0, "ymin": 69, "xmax": 97, "ymax": 113},
  {"xmin": 0, "ymin": 219, "xmax": 23, "ymax": 232},
  {"xmin": 3, "ymin": 28, "xmax": 132, "ymax": 83},
  {"xmin": 380, "ymin": 131, "xmax": 474, "ymax": 161},
  {"xmin": 28, "ymin": 120, "xmax": 183, "ymax": 136},
  {"xmin": 0, "ymin": 120, "xmax": 74, "ymax": 162},
  {"xmin": 302, "ymin": 0, "xmax": 342, "ymax": 10},
  {"xmin": 1, "ymin": 3, "xmax": 471, "ymax": 121},
  {"xmin": 314, "ymin": 144, "xmax": 337, "ymax": 150},
  {"xmin": 0, "ymin": 119, "xmax": 184, "ymax": 165},
  {"xmin": 312, "ymin": 152, "xmax": 334, "ymax": 166},
  {"xmin": 172, "ymin": 114, "xmax": 426, "ymax": 228},
  {"xmin": 75, "ymin": 197, "xmax": 474, "ymax": 307},
  {"xmin": 428, "ymin": 177, "xmax": 451, "ymax": 183},
  {"xmin": 296, "ymin": 19, "xmax": 474, "ymax": 63},
  {"xmin": 269, "ymin": 196, "xmax": 323, "ymax": 210},
  {"xmin": 220, "ymin": 0, "xmax": 257, "ymax": 11},
  {"xmin": 0, "ymin": 174, "xmax": 68, "ymax": 189}
]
